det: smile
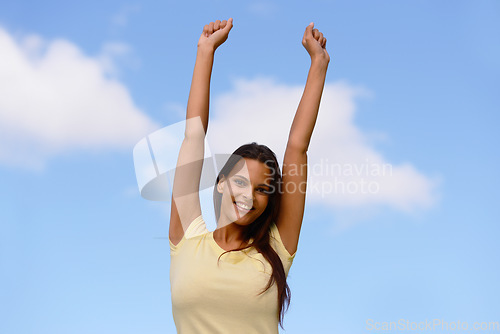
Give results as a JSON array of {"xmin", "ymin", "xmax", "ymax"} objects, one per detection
[{"xmin": 234, "ymin": 201, "xmax": 253, "ymax": 211}]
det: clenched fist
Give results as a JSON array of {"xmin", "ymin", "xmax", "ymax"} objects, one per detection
[
  {"xmin": 198, "ymin": 18, "xmax": 233, "ymax": 51},
  {"xmin": 302, "ymin": 22, "xmax": 330, "ymax": 64}
]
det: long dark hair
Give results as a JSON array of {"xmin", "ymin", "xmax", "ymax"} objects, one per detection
[{"xmin": 213, "ymin": 142, "xmax": 291, "ymax": 327}]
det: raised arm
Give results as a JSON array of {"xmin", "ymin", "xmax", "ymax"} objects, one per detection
[
  {"xmin": 276, "ymin": 23, "xmax": 329, "ymax": 255},
  {"xmin": 169, "ymin": 19, "xmax": 233, "ymax": 245}
]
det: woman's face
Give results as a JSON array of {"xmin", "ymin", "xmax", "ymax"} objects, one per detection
[{"xmin": 217, "ymin": 158, "xmax": 273, "ymax": 227}]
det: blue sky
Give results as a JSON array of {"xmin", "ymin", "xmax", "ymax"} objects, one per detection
[{"xmin": 1, "ymin": 1, "xmax": 499, "ymax": 333}]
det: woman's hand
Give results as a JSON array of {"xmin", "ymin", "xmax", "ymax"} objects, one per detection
[
  {"xmin": 198, "ymin": 18, "xmax": 233, "ymax": 51},
  {"xmin": 302, "ymin": 22, "xmax": 330, "ymax": 64}
]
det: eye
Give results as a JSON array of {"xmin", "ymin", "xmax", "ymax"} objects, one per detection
[
  {"xmin": 257, "ymin": 187, "xmax": 271, "ymax": 194},
  {"xmin": 234, "ymin": 179, "xmax": 246, "ymax": 187}
]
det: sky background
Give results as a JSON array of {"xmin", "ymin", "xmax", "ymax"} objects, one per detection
[{"xmin": 1, "ymin": 0, "xmax": 499, "ymax": 333}]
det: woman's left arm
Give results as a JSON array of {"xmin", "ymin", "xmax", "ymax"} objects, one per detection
[{"xmin": 276, "ymin": 23, "xmax": 329, "ymax": 255}]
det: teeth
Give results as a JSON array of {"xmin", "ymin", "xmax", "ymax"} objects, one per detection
[{"xmin": 236, "ymin": 202, "xmax": 251, "ymax": 210}]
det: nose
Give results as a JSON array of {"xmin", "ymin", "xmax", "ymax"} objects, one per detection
[{"xmin": 242, "ymin": 187, "xmax": 254, "ymax": 202}]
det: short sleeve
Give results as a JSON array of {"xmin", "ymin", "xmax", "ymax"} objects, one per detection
[
  {"xmin": 185, "ymin": 215, "xmax": 209, "ymax": 238},
  {"xmin": 269, "ymin": 223, "xmax": 296, "ymax": 274},
  {"xmin": 169, "ymin": 215, "xmax": 209, "ymax": 252}
]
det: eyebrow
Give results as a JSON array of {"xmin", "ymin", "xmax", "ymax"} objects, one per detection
[{"xmin": 234, "ymin": 174, "xmax": 271, "ymax": 188}]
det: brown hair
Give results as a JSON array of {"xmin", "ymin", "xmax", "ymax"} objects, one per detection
[{"xmin": 213, "ymin": 142, "xmax": 290, "ymax": 328}]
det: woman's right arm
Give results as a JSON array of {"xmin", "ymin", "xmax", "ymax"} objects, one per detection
[{"xmin": 169, "ymin": 19, "xmax": 233, "ymax": 245}]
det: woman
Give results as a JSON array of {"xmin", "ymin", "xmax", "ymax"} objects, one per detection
[{"xmin": 169, "ymin": 18, "xmax": 329, "ymax": 333}]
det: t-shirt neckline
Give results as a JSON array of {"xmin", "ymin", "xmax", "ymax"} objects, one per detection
[{"xmin": 208, "ymin": 231, "xmax": 255, "ymax": 255}]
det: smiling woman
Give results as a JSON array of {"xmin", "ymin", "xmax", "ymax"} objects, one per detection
[
  {"xmin": 168, "ymin": 17, "xmax": 329, "ymax": 333},
  {"xmin": 214, "ymin": 150, "xmax": 276, "ymax": 230}
]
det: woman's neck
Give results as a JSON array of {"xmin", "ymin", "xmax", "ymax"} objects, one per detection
[{"xmin": 213, "ymin": 223, "xmax": 249, "ymax": 250}]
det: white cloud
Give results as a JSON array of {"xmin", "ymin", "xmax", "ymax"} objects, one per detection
[
  {"xmin": 207, "ymin": 77, "xmax": 438, "ymax": 212},
  {"xmin": 0, "ymin": 27, "xmax": 158, "ymax": 169},
  {"xmin": 98, "ymin": 42, "xmax": 140, "ymax": 76}
]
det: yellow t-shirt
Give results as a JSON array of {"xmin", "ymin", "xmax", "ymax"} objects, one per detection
[{"xmin": 169, "ymin": 215, "xmax": 296, "ymax": 334}]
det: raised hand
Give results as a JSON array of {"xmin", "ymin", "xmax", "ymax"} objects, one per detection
[
  {"xmin": 198, "ymin": 18, "xmax": 234, "ymax": 51},
  {"xmin": 302, "ymin": 22, "xmax": 330, "ymax": 64}
]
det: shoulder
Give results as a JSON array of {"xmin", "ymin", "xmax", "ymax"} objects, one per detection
[
  {"xmin": 170, "ymin": 215, "xmax": 210, "ymax": 252},
  {"xmin": 269, "ymin": 223, "xmax": 296, "ymax": 262}
]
